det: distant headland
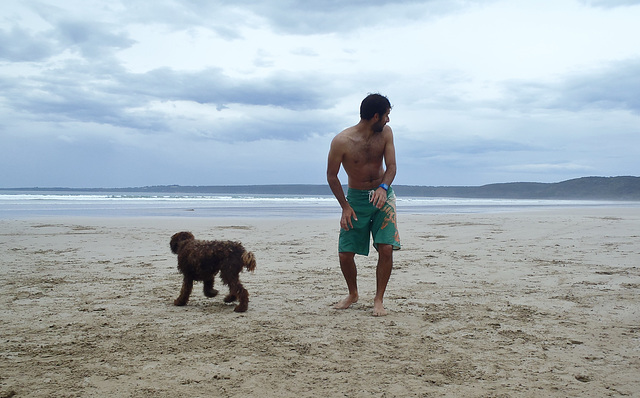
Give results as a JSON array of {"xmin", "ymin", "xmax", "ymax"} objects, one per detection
[{"xmin": 2, "ymin": 176, "xmax": 640, "ymax": 200}]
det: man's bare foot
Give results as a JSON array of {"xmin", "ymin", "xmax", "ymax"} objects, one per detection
[
  {"xmin": 372, "ymin": 299, "xmax": 387, "ymax": 316},
  {"xmin": 334, "ymin": 294, "xmax": 358, "ymax": 309}
]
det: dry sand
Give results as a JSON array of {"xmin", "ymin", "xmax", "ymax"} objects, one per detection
[{"xmin": 1, "ymin": 208, "xmax": 639, "ymax": 397}]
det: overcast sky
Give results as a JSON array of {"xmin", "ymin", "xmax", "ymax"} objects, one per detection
[{"xmin": 1, "ymin": 0, "xmax": 639, "ymax": 188}]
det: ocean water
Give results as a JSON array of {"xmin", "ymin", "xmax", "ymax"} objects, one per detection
[{"xmin": 1, "ymin": 190, "xmax": 638, "ymax": 219}]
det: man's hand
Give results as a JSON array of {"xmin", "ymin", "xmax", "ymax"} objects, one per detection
[
  {"xmin": 341, "ymin": 205, "xmax": 358, "ymax": 230},
  {"xmin": 370, "ymin": 187, "xmax": 388, "ymax": 209}
]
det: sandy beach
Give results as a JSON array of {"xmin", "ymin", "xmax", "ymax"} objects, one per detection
[{"xmin": 1, "ymin": 208, "xmax": 639, "ymax": 397}]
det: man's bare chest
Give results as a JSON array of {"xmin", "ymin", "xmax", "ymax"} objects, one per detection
[{"xmin": 345, "ymin": 139, "xmax": 385, "ymax": 166}]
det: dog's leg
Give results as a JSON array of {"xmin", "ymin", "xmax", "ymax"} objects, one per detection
[
  {"xmin": 225, "ymin": 280, "xmax": 249, "ymax": 312},
  {"xmin": 222, "ymin": 274, "xmax": 237, "ymax": 303},
  {"xmin": 174, "ymin": 277, "xmax": 194, "ymax": 306},
  {"xmin": 234, "ymin": 286, "xmax": 249, "ymax": 313},
  {"xmin": 203, "ymin": 278, "xmax": 218, "ymax": 298}
]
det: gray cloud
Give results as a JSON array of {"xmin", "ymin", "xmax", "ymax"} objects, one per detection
[
  {"xmin": 121, "ymin": 1, "xmax": 246, "ymax": 40},
  {"xmin": 5, "ymin": 3, "xmax": 137, "ymax": 60},
  {"xmin": 1, "ymin": 61, "xmax": 339, "ymax": 139},
  {"xmin": 580, "ymin": 0, "xmax": 640, "ymax": 8},
  {"xmin": 243, "ymin": 0, "xmax": 497, "ymax": 35},
  {"xmin": 500, "ymin": 59, "xmax": 640, "ymax": 114},
  {"xmin": 2, "ymin": 4, "xmax": 343, "ymax": 140},
  {"xmin": 0, "ymin": 26, "xmax": 59, "ymax": 61},
  {"xmin": 554, "ymin": 59, "xmax": 640, "ymax": 113},
  {"xmin": 400, "ymin": 136, "xmax": 538, "ymax": 168},
  {"xmin": 126, "ymin": 68, "xmax": 334, "ymax": 111},
  {"xmin": 245, "ymin": 0, "xmax": 411, "ymax": 35},
  {"xmin": 54, "ymin": 20, "xmax": 135, "ymax": 57},
  {"xmin": 85, "ymin": 0, "xmax": 495, "ymax": 37}
]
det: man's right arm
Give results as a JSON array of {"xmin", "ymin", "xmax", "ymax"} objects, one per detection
[{"xmin": 327, "ymin": 137, "xmax": 357, "ymax": 230}]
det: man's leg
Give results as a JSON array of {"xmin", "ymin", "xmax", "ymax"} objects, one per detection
[
  {"xmin": 373, "ymin": 244, "xmax": 393, "ymax": 316},
  {"xmin": 334, "ymin": 251, "xmax": 358, "ymax": 309}
]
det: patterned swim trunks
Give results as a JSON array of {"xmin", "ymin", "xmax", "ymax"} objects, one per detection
[{"xmin": 338, "ymin": 187, "xmax": 401, "ymax": 256}]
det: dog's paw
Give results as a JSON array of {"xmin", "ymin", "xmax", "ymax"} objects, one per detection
[
  {"xmin": 173, "ymin": 299, "xmax": 187, "ymax": 306},
  {"xmin": 234, "ymin": 304, "xmax": 248, "ymax": 312},
  {"xmin": 204, "ymin": 289, "xmax": 219, "ymax": 298},
  {"xmin": 223, "ymin": 294, "xmax": 237, "ymax": 303}
]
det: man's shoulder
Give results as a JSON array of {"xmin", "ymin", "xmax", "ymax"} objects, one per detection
[
  {"xmin": 332, "ymin": 126, "xmax": 357, "ymax": 143},
  {"xmin": 339, "ymin": 125, "xmax": 359, "ymax": 135}
]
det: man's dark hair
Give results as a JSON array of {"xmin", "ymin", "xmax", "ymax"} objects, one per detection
[{"xmin": 360, "ymin": 93, "xmax": 391, "ymax": 120}]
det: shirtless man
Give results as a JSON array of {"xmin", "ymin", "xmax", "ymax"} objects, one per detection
[{"xmin": 326, "ymin": 93, "xmax": 401, "ymax": 316}]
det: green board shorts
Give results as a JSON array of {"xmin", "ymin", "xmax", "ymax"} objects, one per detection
[{"xmin": 338, "ymin": 187, "xmax": 401, "ymax": 256}]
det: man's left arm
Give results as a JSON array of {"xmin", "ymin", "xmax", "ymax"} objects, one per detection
[{"xmin": 372, "ymin": 127, "xmax": 397, "ymax": 209}]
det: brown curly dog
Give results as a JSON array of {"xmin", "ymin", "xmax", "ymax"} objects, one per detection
[{"xmin": 170, "ymin": 231, "xmax": 256, "ymax": 312}]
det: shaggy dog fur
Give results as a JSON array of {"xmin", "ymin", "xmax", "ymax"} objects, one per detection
[{"xmin": 170, "ymin": 231, "xmax": 256, "ymax": 312}]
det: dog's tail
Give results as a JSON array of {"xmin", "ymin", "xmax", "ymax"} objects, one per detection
[{"xmin": 242, "ymin": 251, "xmax": 256, "ymax": 272}]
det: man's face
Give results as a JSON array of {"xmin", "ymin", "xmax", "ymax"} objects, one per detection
[{"xmin": 372, "ymin": 109, "xmax": 390, "ymax": 133}]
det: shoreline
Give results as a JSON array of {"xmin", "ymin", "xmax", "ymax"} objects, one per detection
[
  {"xmin": 1, "ymin": 208, "xmax": 639, "ymax": 397},
  {"xmin": 2, "ymin": 190, "xmax": 639, "ymax": 220}
]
